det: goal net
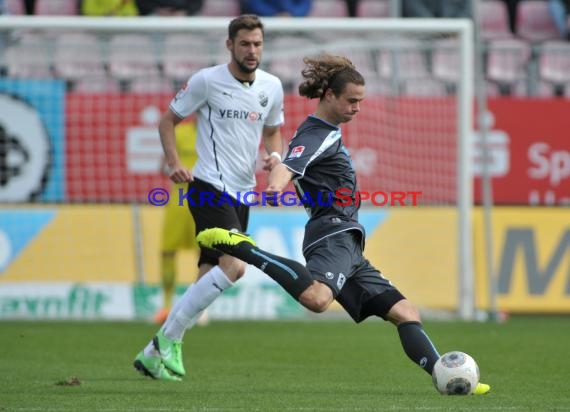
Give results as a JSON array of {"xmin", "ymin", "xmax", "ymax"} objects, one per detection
[{"xmin": 0, "ymin": 16, "xmax": 475, "ymax": 320}]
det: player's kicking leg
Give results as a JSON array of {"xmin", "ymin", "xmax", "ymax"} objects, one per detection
[
  {"xmin": 197, "ymin": 228, "xmax": 314, "ymax": 300},
  {"xmin": 198, "ymin": 227, "xmax": 491, "ymax": 395}
]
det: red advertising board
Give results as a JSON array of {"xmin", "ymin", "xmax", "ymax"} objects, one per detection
[
  {"xmin": 66, "ymin": 93, "xmax": 458, "ymax": 203},
  {"xmin": 66, "ymin": 93, "xmax": 173, "ymax": 202},
  {"xmin": 68, "ymin": 93, "xmax": 570, "ymax": 205},
  {"xmin": 278, "ymin": 94, "xmax": 458, "ymax": 204},
  {"xmin": 474, "ymin": 99, "xmax": 570, "ymax": 205}
]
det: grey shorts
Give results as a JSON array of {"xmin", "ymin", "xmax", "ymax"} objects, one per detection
[{"xmin": 304, "ymin": 230, "xmax": 405, "ymax": 322}]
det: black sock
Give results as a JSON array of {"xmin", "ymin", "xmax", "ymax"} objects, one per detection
[
  {"xmin": 397, "ymin": 321, "xmax": 440, "ymax": 375},
  {"xmin": 229, "ymin": 242, "xmax": 314, "ymax": 300}
]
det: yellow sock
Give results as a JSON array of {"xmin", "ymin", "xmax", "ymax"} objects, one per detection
[{"xmin": 161, "ymin": 253, "xmax": 176, "ymax": 309}]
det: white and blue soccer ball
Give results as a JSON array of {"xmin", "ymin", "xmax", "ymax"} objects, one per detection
[{"xmin": 432, "ymin": 351, "xmax": 480, "ymax": 395}]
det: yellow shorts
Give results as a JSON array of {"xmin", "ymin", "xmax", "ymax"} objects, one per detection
[{"xmin": 160, "ymin": 184, "xmax": 198, "ymax": 252}]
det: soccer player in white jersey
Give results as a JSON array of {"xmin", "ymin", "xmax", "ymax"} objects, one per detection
[{"xmin": 134, "ymin": 14, "xmax": 285, "ymax": 381}]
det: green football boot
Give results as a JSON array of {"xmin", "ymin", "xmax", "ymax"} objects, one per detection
[
  {"xmin": 153, "ymin": 329, "xmax": 185, "ymax": 377},
  {"xmin": 133, "ymin": 351, "xmax": 181, "ymax": 382}
]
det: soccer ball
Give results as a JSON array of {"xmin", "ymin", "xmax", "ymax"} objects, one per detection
[{"xmin": 432, "ymin": 351, "xmax": 480, "ymax": 395}]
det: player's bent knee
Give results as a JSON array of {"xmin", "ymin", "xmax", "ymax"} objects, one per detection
[
  {"xmin": 299, "ymin": 283, "xmax": 333, "ymax": 313},
  {"xmin": 305, "ymin": 298, "xmax": 330, "ymax": 313}
]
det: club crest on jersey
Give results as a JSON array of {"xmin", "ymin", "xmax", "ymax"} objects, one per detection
[
  {"xmin": 289, "ymin": 145, "xmax": 305, "ymax": 158},
  {"xmin": 258, "ymin": 91, "xmax": 268, "ymax": 107}
]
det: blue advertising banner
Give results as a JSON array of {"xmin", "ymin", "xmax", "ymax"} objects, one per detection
[
  {"xmin": 0, "ymin": 209, "xmax": 56, "ymax": 273},
  {"xmin": 0, "ymin": 79, "xmax": 65, "ymax": 202}
]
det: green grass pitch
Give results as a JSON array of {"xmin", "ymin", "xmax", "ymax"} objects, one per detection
[{"xmin": 0, "ymin": 316, "xmax": 568, "ymax": 411}]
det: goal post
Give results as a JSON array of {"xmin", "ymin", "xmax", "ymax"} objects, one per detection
[{"xmin": 0, "ymin": 16, "xmax": 477, "ymax": 320}]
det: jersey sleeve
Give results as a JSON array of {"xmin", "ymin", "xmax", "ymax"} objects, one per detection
[
  {"xmin": 264, "ymin": 80, "xmax": 285, "ymax": 127},
  {"xmin": 169, "ymin": 70, "xmax": 208, "ymax": 118},
  {"xmin": 282, "ymin": 132, "xmax": 323, "ymax": 177}
]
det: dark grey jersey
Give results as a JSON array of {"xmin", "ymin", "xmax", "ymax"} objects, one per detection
[{"xmin": 282, "ymin": 115, "xmax": 365, "ymax": 251}]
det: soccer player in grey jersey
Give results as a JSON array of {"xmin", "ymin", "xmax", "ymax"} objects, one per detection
[
  {"xmin": 198, "ymin": 54, "xmax": 490, "ymax": 395},
  {"xmin": 134, "ymin": 14, "xmax": 285, "ymax": 381}
]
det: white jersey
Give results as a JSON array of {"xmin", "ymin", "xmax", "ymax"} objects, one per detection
[{"xmin": 170, "ymin": 64, "xmax": 284, "ymax": 199}]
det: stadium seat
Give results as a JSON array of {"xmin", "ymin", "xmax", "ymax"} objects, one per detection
[
  {"xmin": 402, "ymin": 78, "xmax": 448, "ymax": 96},
  {"xmin": 298, "ymin": 29, "xmax": 379, "ymax": 80},
  {"xmin": 431, "ymin": 38, "xmax": 460, "ymax": 83},
  {"xmin": 130, "ymin": 77, "xmax": 175, "ymax": 94},
  {"xmin": 486, "ymin": 38, "xmax": 532, "ymax": 85},
  {"xmin": 535, "ymin": 81, "xmax": 557, "ymax": 97},
  {"xmin": 35, "ymin": 0, "xmax": 78, "ymax": 15},
  {"xmin": 327, "ymin": 40, "xmax": 377, "ymax": 79},
  {"xmin": 347, "ymin": 53, "xmax": 376, "ymax": 79},
  {"xmin": 199, "ymin": 0, "xmax": 239, "ymax": 16},
  {"xmin": 162, "ymin": 34, "xmax": 215, "ymax": 82},
  {"xmin": 538, "ymin": 40, "xmax": 570, "ymax": 85},
  {"xmin": 264, "ymin": 36, "xmax": 307, "ymax": 91},
  {"xmin": 53, "ymin": 33, "xmax": 106, "ymax": 80},
  {"xmin": 5, "ymin": 0, "xmax": 24, "ymax": 14},
  {"xmin": 73, "ymin": 76, "xmax": 122, "ymax": 93},
  {"xmin": 210, "ymin": 35, "xmax": 234, "ymax": 66},
  {"xmin": 4, "ymin": 33, "xmax": 52, "ymax": 78},
  {"xmin": 357, "ymin": 0, "xmax": 389, "ymax": 17},
  {"xmin": 516, "ymin": 0, "xmax": 560, "ymax": 42},
  {"xmin": 309, "ymin": 0, "xmax": 347, "ymax": 17},
  {"xmin": 377, "ymin": 38, "xmax": 430, "ymax": 80},
  {"xmin": 365, "ymin": 79, "xmax": 400, "ymax": 96},
  {"xmin": 512, "ymin": 80, "xmax": 556, "ymax": 97},
  {"xmin": 476, "ymin": 0, "xmax": 513, "ymax": 40},
  {"xmin": 108, "ymin": 34, "xmax": 161, "ymax": 81}
]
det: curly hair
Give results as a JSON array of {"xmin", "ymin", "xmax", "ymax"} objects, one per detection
[{"xmin": 298, "ymin": 54, "xmax": 365, "ymax": 100}]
